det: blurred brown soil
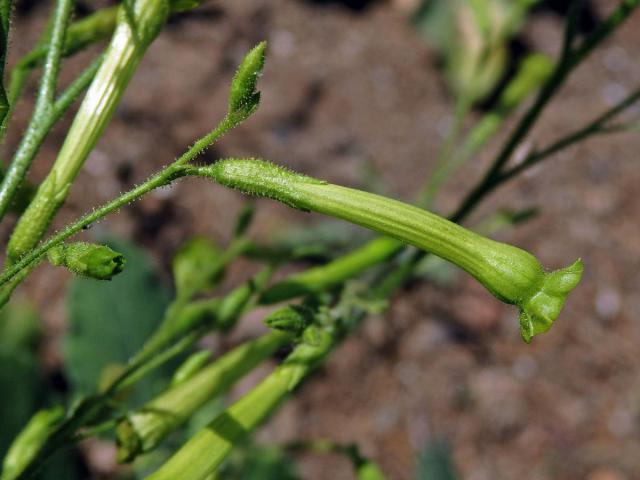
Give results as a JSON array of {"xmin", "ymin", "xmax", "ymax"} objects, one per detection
[{"xmin": 4, "ymin": 1, "xmax": 640, "ymax": 479}]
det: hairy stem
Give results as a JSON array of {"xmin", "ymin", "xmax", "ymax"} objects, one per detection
[
  {"xmin": 0, "ymin": 0, "xmax": 75, "ymax": 219},
  {"xmin": 6, "ymin": 0, "xmax": 171, "ymax": 259}
]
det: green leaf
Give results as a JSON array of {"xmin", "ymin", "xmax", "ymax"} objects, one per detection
[
  {"xmin": 0, "ymin": 351, "xmax": 42, "ymax": 461},
  {"xmin": 220, "ymin": 443, "xmax": 299, "ymax": 480},
  {"xmin": 414, "ymin": 441, "xmax": 458, "ymax": 480},
  {"xmin": 171, "ymin": 236, "xmax": 223, "ymax": 300},
  {"xmin": 63, "ymin": 238, "xmax": 171, "ymax": 402},
  {"xmin": 233, "ymin": 203, "xmax": 255, "ymax": 238},
  {"xmin": 0, "ymin": 300, "xmax": 39, "ymax": 353},
  {"xmin": 0, "ymin": 301, "xmax": 43, "ymax": 460}
]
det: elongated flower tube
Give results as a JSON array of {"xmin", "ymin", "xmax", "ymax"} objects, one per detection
[
  {"xmin": 200, "ymin": 158, "xmax": 583, "ymax": 343},
  {"xmin": 7, "ymin": 0, "xmax": 171, "ymax": 261},
  {"xmin": 1, "ymin": 407, "xmax": 64, "ymax": 480},
  {"xmin": 116, "ymin": 331, "xmax": 290, "ymax": 463},
  {"xmin": 147, "ymin": 326, "xmax": 333, "ymax": 480}
]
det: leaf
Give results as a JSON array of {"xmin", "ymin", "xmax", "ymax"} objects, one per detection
[
  {"xmin": 63, "ymin": 238, "xmax": 171, "ymax": 403},
  {"xmin": 0, "ymin": 301, "xmax": 42, "ymax": 460},
  {"xmin": 0, "ymin": 351, "xmax": 42, "ymax": 460},
  {"xmin": 414, "ymin": 441, "xmax": 459, "ymax": 480},
  {"xmin": 220, "ymin": 443, "xmax": 300, "ymax": 480},
  {"xmin": 171, "ymin": 236, "xmax": 222, "ymax": 300},
  {"xmin": 0, "ymin": 299, "xmax": 39, "ymax": 353}
]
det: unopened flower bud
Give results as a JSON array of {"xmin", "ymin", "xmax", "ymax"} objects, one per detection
[
  {"xmin": 228, "ymin": 42, "xmax": 266, "ymax": 122},
  {"xmin": 2, "ymin": 407, "xmax": 64, "ymax": 480},
  {"xmin": 264, "ymin": 305, "xmax": 313, "ymax": 335},
  {"xmin": 47, "ymin": 242, "xmax": 125, "ymax": 280}
]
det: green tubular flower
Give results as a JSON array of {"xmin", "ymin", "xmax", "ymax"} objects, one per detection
[
  {"xmin": 147, "ymin": 326, "xmax": 333, "ymax": 480},
  {"xmin": 116, "ymin": 331, "xmax": 290, "ymax": 463},
  {"xmin": 201, "ymin": 158, "xmax": 583, "ymax": 343},
  {"xmin": 7, "ymin": 0, "xmax": 171, "ymax": 261},
  {"xmin": 1, "ymin": 407, "xmax": 64, "ymax": 480},
  {"xmin": 47, "ymin": 242, "xmax": 125, "ymax": 280}
]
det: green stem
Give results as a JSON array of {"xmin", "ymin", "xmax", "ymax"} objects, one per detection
[
  {"xmin": 259, "ymin": 236, "xmax": 402, "ymax": 304},
  {"xmin": 0, "ymin": 57, "xmax": 101, "ymax": 221},
  {"xmin": 0, "ymin": 111, "xmax": 241, "ymax": 295},
  {"xmin": 3, "ymin": 6, "xmax": 118, "ymax": 132},
  {"xmin": 452, "ymin": 0, "xmax": 639, "ymax": 222},
  {"xmin": 500, "ymin": 85, "xmax": 640, "ymax": 183},
  {"xmin": 0, "ymin": 165, "xmax": 183, "ymax": 285},
  {"xmin": 6, "ymin": 0, "xmax": 171, "ymax": 260},
  {"xmin": 0, "ymin": 0, "xmax": 75, "ymax": 219}
]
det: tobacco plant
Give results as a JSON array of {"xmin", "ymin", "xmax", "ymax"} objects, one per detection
[{"xmin": 0, "ymin": 0, "xmax": 638, "ymax": 478}]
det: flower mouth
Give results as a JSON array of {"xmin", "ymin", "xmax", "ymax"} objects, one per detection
[{"xmin": 518, "ymin": 258, "xmax": 584, "ymax": 343}]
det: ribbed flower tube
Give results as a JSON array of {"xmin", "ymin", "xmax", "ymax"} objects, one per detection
[
  {"xmin": 147, "ymin": 327, "xmax": 333, "ymax": 480},
  {"xmin": 201, "ymin": 158, "xmax": 583, "ymax": 342},
  {"xmin": 116, "ymin": 331, "xmax": 290, "ymax": 462}
]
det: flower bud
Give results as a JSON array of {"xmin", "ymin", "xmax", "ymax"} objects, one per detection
[
  {"xmin": 47, "ymin": 242, "xmax": 125, "ymax": 280},
  {"xmin": 169, "ymin": 0, "xmax": 202, "ymax": 12},
  {"xmin": 264, "ymin": 305, "xmax": 313, "ymax": 335},
  {"xmin": 228, "ymin": 42, "xmax": 266, "ymax": 122},
  {"xmin": 2, "ymin": 407, "xmax": 64, "ymax": 480}
]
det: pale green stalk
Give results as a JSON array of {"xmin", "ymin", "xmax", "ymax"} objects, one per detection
[
  {"xmin": 0, "ymin": 41, "xmax": 267, "ymax": 305},
  {"xmin": 3, "ymin": 5, "xmax": 118, "ymax": 132},
  {"xmin": 0, "ymin": 0, "xmax": 13, "ymax": 131},
  {"xmin": 7, "ymin": 0, "xmax": 171, "ymax": 260},
  {"xmin": 418, "ymin": 53, "xmax": 554, "ymax": 207},
  {"xmin": 0, "ymin": 0, "xmax": 76, "ymax": 219},
  {"xmin": 259, "ymin": 235, "xmax": 401, "ymax": 304},
  {"xmin": 1, "ymin": 408, "xmax": 64, "ymax": 480}
]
